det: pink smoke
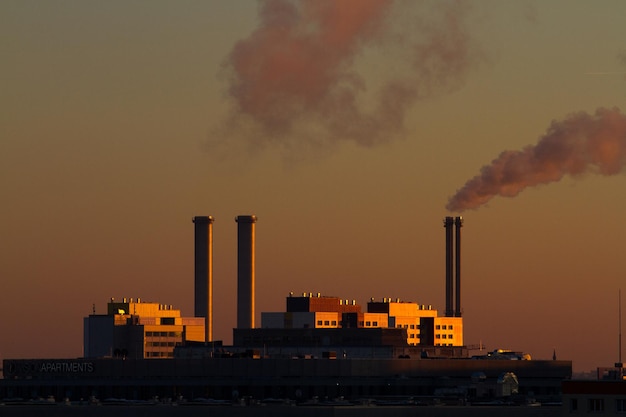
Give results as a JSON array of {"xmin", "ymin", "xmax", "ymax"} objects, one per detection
[
  {"xmin": 446, "ymin": 107, "xmax": 626, "ymax": 212},
  {"xmin": 221, "ymin": 0, "xmax": 481, "ymax": 150}
]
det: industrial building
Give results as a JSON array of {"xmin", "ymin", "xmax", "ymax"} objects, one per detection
[
  {"xmin": 1, "ymin": 215, "xmax": 574, "ymax": 405},
  {"xmin": 83, "ymin": 298, "xmax": 205, "ymax": 359}
]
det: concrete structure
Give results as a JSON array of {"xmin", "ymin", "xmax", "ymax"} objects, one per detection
[
  {"xmin": 193, "ymin": 215, "xmax": 214, "ymax": 342},
  {"xmin": 444, "ymin": 216, "xmax": 463, "ymax": 318},
  {"xmin": 236, "ymin": 215, "xmax": 257, "ymax": 329},
  {"xmin": 83, "ymin": 298, "xmax": 204, "ymax": 359},
  {"xmin": 455, "ymin": 216, "xmax": 463, "ymax": 317}
]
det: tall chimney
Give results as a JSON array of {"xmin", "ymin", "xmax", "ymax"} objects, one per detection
[
  {"xmin": 193, "ymin": 216, "xmax": 214, "ymax": 342},
  {"xmin": 454, "ymin": 216, "xmax": 463, "ymax": 317},
  {"xmin": 444, "ymin": 217, "xmax": 454, "ymax": 317},
  {"xmin": 236, "ymin": 215, "xmax": 257, "ymax": 329}
]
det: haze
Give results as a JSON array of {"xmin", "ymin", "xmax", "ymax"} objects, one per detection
[{"xmin": 1, "ymin": 0, "xmax": 625, "ymax": 374}]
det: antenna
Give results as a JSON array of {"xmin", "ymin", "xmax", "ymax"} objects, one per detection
[
  {"xmin": 617, "ymin": 288, "xmax": 623, "ymax": 379},
  {"xmin": 617, "ymin": 288, "xmax": 622, "ymax": 368}
]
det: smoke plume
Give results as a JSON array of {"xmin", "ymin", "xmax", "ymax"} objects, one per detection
[
  {"xmin": 217, "ymin": 0, "xmax": 482, "ymax": 153},
  {"xmin": 447, "ymin": 107, "xmax": 626, "ymax": 212}
]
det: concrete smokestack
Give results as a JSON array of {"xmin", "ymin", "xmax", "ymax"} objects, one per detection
[
  {"xmin": 193, "ymin": 216, "xmax": 214, "ymax": 342},
  {"xmin": 444, "ymin": 217, "xmax": 454, "ymax": 317},
  {"xmin": 236, "ymin": 215, "xmax": 257, "ymax": 329},
  {"xmin": 454, "ymin": 216, "xmax": 463, "ymax": 317}
]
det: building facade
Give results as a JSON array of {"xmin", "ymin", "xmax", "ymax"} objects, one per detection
[
  {"xmin": 260, "ymin": 293, "xmax": 463, "ymax": 347},
  {"xmin": 84, "ymin": 298, "xmax": 204, "ymax": 359}
]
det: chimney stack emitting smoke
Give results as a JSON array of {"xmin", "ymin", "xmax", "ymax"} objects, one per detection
[
  {"xmin": 193, "ymin": 216, "xmax": 214, "ymax": 342},
  {"xmin": 236, "ymin": 215, "xmax": 257, "ymax": 329}
]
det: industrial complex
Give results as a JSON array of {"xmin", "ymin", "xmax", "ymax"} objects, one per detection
[{"xmin": 0, "ymin": 215, "xmax": 586, "ymax": 408}]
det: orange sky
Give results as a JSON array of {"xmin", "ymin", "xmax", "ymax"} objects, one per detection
[{"xmin": 1, "ymin": 1, "xmax": 625, "ymax": 373}]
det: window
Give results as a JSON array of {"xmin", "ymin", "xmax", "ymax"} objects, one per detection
[
  {"xmin": 331, "ymin": 321, "xmax": 337, "ymax": 326},
  {"xmin": 616, "ymin": 399, "xmax": 626, "ymax": 413},
  {"xmin": 436, "ymin": 334, "xmax": 441, "ymax": 339},
  {"xmin": 436, "ymin": 325, "xmax": 441, "ymax": 330},
  {"xmin": 366, "ymin": 321, "xmax": 371, "ymax": 326},
  {"xmin": 324, "ymin": 320, "xmax": 330, "ymax": 326},
  {"xmin": 442, "ymin": 334, "xmax": 447, "ymax": 339},
  {"xmin": 442, "ymin": 325, "xmax": 447, "ymax": 330},
  {"xmin": 410, "ymin": 325, "xmax": 415, "ymax": 329},
  {"xmin": 409, "ymin": 334, "xmax": 415, "ymax": 339},
  {"xmin": 317, "ymin": 320, "xmax": 323, "ymax": 326},
  {"xmin": 449, "ymin": 325, "xmax": 453, "ymax": 330},
  {"xmin": 373, "ymin": 321, "xmax": 378, "ymax": 326},
  {"xmin": 588, "ymin": 398, "xmax": 604, "ymax": 412}
]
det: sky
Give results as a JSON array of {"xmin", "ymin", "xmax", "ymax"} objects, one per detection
[{"xmin": 1, "ymin": 0, "xmax": 625, "ymax": 373}]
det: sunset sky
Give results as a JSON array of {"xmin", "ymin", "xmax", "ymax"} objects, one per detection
[{"xmin": 2, "ymin": 0, "xmax": 625, "ymax": 373}]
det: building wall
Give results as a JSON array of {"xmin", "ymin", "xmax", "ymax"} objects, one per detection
[
  {"xmin": 433, "ymin": 317, "xmax": 463, "ymax": 347},
  {"xmin": 84, "ymin": 300, "xmax": 204, "ymax": 359}
]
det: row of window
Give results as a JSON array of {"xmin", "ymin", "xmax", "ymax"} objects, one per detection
[
  {"xmin": 570, "ymin": 397, "xmax": 626, "ymax": 413},
  {"xmin": 396, "ymin": 324, "xmax": 419, "ymax": 329},
  {"xmin": 435, "ymin": 334, "xmax": 455, "ymax": 340},
  {"xmin": 435, "ymin": 324, "xmax": 454, "ymax": 330},
  {"xmin": 145, "ymin": 352, "xmax": 174, "ymax": 358},
  {"xmin": 316, "ymin": 320, "xmax": 338, "ymax": 326},
  {"xmin": 146, "ymin": 341, "xmax": 178, "ymax": 347},
  {"xmin": 145, "ymin": 331, "xmax": 182, "ymax": 338}
]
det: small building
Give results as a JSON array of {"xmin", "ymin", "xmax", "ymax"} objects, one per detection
[
  {"xmin": 563, "ymin": 380, "xmax": 626, "ymax": 414},
  {"xmin": 83, "ymin": 298, "xmax": 204, "ymax": 359}
]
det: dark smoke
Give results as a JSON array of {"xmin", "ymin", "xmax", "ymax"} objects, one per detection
[
  {"xmin": 216, "ymin": 0, "xmax": 482, "ymax": 153},
  {"xmin": 447, "ymin": 107, "xmax": 626, "ymax": 212}
]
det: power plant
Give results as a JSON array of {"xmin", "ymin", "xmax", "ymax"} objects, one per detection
[{"xmin": 0, "ymin": 214, "xmax": 573, "ymax": 407}]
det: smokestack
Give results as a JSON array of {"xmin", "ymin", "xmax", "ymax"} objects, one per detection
[
  {"xmin": 236, "ymin": 215, "xmax": 257, "ymax": 329},
  {"xmin": 455, "ymin": 216, "xmax": 463, "ymax": 317},
  {"xmin": 193, "ymin": 216, "xmax": 214, "ymax": 342},
  {"xmin": 444, "ymin": 217, "xmax": 454, "ymax": 317}
]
